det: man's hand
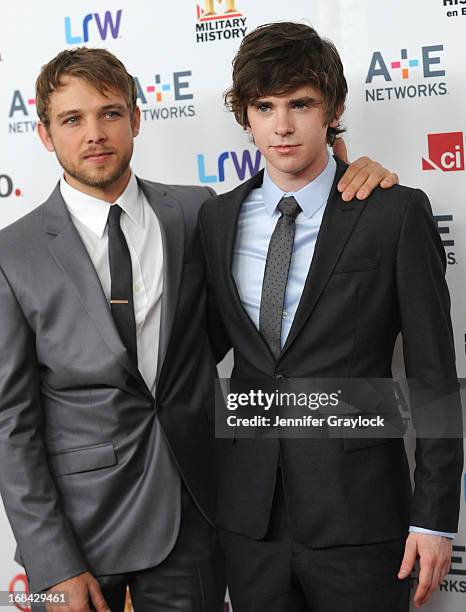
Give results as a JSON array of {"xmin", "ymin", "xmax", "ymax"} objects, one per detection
[
  {"xmin": 332, "ymin": 138, "xmax": 399, "ymax": 202},
  {"xmin": 46, "ymin": 571, "xmax": 110, "ymax": 612},
  {"xmin": 398, "ymin": 533, "xmax": 452, "ymax": 608}
]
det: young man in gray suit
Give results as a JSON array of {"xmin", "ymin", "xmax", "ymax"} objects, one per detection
[{"xmin": 0, "ymin": 47, "xmax": 396, "ymax": 611}]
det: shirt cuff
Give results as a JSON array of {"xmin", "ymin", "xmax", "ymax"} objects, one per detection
[{"xmin": 409, "ymin": 526, "xmax": 456, "ymax": 539}]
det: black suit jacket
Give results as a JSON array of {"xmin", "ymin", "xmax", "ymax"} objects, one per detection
[{"xmin": 199, "ymin": 158, "xmax": 463, "ymax": 547}]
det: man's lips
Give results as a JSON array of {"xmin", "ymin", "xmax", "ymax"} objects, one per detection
[
  {"xmin": 270, "ymin": 144, "xmax": 301, "ymax": 153},
  {"xmin": 82, "ymin": 151, "xmax": 114, "ymax": 161}
]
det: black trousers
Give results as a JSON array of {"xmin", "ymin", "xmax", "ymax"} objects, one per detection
[
  {"xmin": 220, "ymin": 471, "xmax": 410, "ymax": 612},
  {"xmin": 97, "ymin": 485, "xmax": 226, "ymax": 611}
]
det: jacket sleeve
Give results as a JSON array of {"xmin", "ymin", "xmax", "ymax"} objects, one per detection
[
  {"xmin": 0, "ymin": 265, "xmax": 87, "ymax": 592},
  {"xmin": 396, "ymin": 189, "xmax": 463, "ymax": 532},
  {"xmin": 198, "ymin": 203, "xmax": 232, "ymax": 364}
]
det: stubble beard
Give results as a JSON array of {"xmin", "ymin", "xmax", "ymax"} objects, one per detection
[{"xmin": 56, "ymin": 147, "xmax": 132, "ymax": 190}]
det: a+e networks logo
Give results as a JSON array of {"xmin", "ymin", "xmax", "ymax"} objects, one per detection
[
  {"xmin": 434, "ymin": 213, "xmax": 457, "ymax": 265},
  {"xmin": 365, "ymin": 45, "xmax": 447, "ymax": 102},
  {"xmin": 135, "ymin": 70, "xmax": 195, "ymax": 122},
  {"xmin": 195, "ymin": 0, "xmax": 247, "ymax": 43},
  {"xmin": 8, "ymin": 91, "xmax": 37, "ymax": 135}
]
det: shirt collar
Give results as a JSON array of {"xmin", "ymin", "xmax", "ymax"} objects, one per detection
[
  {"xmin": 262, "ymin": 155, "xmax": 337, "ymax": 219},
  {"xmin": 60, "ymin": 172, "xmax": 144, "ymax": 238}
]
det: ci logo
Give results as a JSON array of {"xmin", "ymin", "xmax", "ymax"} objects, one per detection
[{"xmin": 422, "ymin": 132, "xmax": 465, "ymax": 172}]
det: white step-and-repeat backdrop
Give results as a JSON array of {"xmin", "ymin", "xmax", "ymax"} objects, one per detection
[{"xmin": 0, "ymin": 1, "xmax": 465, "ymax": 610}]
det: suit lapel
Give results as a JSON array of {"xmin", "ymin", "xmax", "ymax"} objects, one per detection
[
  {"xmin": 221, "ymin": 171, "xmax": 276, "ymax": 363},
  {"xmin": 44, "ymin": 184, "xmax": 152, "ymax": 396},
  {"xmin": 280, "ymin": 158, "xmax": 368, "ymax": 359},
  {"xmin": 138, "ymin": 179, "xmax": 185, "ymax": 378}
]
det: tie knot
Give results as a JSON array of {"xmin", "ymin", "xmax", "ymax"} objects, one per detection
[
  {"xmin": 278, "ymin": 196, "xmax": 301, "ymax": 220},
  {"xmin": 108, "ymin": 204, "xmax": 122, "ymax": 227}
]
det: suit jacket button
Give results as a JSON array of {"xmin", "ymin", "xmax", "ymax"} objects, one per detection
[{"xmin": 275, "ymin": 374, "xmax": 287, "ymax": 384}]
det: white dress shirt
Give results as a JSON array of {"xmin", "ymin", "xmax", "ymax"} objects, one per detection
[{"xmin": 60, "ymin": 172, "xmax": 163, "ymax": 396}]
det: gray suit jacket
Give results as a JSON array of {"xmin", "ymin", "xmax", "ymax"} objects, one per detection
[{"xmin": 0, "ymin": 178, "xmax": 218, "ymax": 591}]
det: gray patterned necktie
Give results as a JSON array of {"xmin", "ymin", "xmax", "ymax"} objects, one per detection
[{"xmin": 259, "ymin": 196, "xmax": 302, "ymax": 359}]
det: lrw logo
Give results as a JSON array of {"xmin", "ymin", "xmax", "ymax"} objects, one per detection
[
  {"xmin": 64, "ymin": 9, "xmax": 122, "ymax": 44},
  {"xmin": 197, "ymin": 150, "xmax": 262, "ymax": 183},
  {"xmin": 422, "ymin": 132, "xmax": 464, "ymax": 172}
]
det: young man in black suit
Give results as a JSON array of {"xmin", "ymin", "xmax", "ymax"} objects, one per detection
[{"xmin": 199, "ymin": 22, "xmax": 463, "ymax": 612}]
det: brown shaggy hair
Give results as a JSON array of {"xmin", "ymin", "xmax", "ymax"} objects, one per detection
[{"xmin": 225, "ymin": 22, "xmax": 348, "ymax": 145}]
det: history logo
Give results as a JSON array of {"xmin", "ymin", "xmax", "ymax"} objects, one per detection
[
  {"xmin": 195, "ymin": 0, "xmax": 247, "ymax": 43},
  {"xmin": 443, "ymin": 0, "xmax": 466, "ymax": 18}
]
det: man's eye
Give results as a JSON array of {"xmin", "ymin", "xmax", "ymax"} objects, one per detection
[
  {"xmin": 292, "ymin": 102, "xmax": 307, "ymax": 109},
  {"xmin": 257, "ymin": 105, "xmax": 270, "ymax": 113},
  {"xmin": 105, "ymin": 111, "xmax": 120, "ymax": 118},
  {"xmin": 64, "ymin": 116, "xmax": 79, "ymax": 125}
]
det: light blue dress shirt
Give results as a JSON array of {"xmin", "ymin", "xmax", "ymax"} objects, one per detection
[
  {"xmin": 231, "ymin": 154, "xmax": 454, "ymax": 540},
  {"xmin": 232, "ymin": 155, "xmax": 336, "ymax": 348}
]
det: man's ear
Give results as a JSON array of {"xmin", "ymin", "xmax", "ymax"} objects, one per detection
[
  {"xmin": 37, "ymin": 122, "xmax": 55, "ymax": 152},
  {"xmin": 332, "ymin": 137, "xmax": 349, "ymax": 163},
  {"xmin": 329, "ymin": 104, "xmax": 344, "ymax": 128},
  {"xmin": 245, "ymin": 123, "xmax": 255, "ymax": 145},
  {"xmin": 131, "ymin": 106, "xmax": 141, "ymax": 137}
]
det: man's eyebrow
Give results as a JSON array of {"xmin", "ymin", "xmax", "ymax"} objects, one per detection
[
  {"xmin": 251, "ymin": 95, "xmax": 320, "ymax": 106},
  {"xmin": 56, "ymin": 109, "xmax": 81, "ymax": 120},
  {"xmin": 251, "ymin": 99, "xmax": 272, "ymax": 106},
  {"xmin": 288, "ymin": 96, "xmax": 320, "ymax": 105},
  {"xmin": 55, "ymin": 103, "xmax": 127, "ymax": 120},
  {"xmin": 100, "ymin": 103, "xmax": 127, "ymax": 112}
]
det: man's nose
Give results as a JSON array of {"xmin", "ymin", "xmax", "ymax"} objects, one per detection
[
  {"xmin": 85, "ymin": 119, "xmax": 107, "ymax": 144},
  {"xmin": 274, "ymin": 110, "xmax": 294, "ymax": 136}
]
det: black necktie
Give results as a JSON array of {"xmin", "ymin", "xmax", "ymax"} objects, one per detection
[
  {"xmin": 259, "ymin": 196, "xmax": 302, "ymax": 359},
  {"xmin": 108, "ymin": 204, "xmax": 138, "ymax": 365}
]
